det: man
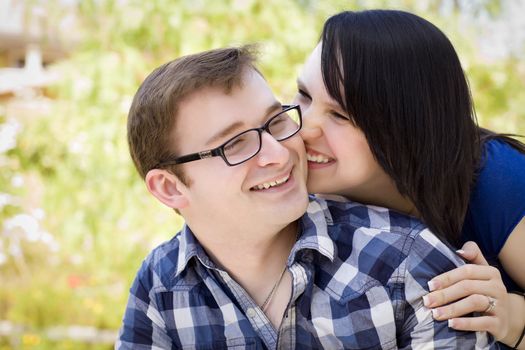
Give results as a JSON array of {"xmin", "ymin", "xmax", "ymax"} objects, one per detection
[{"xmin": 117, "ymin": 46, "xmax": 494, "ymax": 349}]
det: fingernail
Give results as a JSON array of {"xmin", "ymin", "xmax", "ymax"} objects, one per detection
[
  {"xmin": 456, "ymin": 249, "xmax": 465, "ymax": 255},
  {"xmin": 431, "ymin": 308, "xmax": 441, "ymax": 319},
  {"xmin": 423, "ymin": 295, "xmax": 431, "ymax": 307},
  {"xmin": 448, "ymin": 319, "xmax": 455, "ymax": 328},
  {"xmin": 428, "ymin": 280, "xmax": 439, "ymax": 291}
]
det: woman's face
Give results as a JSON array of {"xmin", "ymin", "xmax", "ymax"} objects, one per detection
[{"xmin": 294, "ymin": 44, "xmax": 390, "ymax": 201}]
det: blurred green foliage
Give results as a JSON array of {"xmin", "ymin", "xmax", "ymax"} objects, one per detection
[{"xmin": 0, "ymin": 0, "xmax": 523, "ymax": 348}]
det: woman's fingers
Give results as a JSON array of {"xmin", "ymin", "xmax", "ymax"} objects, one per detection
[
  {"xmin": 424, "ymin": 279, "xmax": 499, "ymax": 308},
  {"xmin": 421, "ymin": 241, "xmax": 511, "ymax": 342},
  {"xmin": 456, "ymin": 241, "xmax": 489, "ymax": 265},
  {"xmin": 429, "ymin": 293, "xmax": 496, "ymax": 320},
  {"xmin": 429, "ymin": 292, "xmax": 508, "ymax": 340},
  {"xmin": 448, "ymin": 315, "xmax": 503, "ymax": 340},
  {"xmin": 428, "ymin": 264, "xmax": 500, "ymax": 293}
]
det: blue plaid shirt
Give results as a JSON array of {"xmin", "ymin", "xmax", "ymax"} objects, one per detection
[{"xmin": 116, "ymin": 197, "xmax": 496, "ymax": 349}]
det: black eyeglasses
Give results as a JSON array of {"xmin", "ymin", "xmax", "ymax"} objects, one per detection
[{"xmin": 154, "ymin": 104, "xmax": 302, "ymax": 168}]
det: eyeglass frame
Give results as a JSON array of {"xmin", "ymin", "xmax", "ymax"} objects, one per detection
[{"xmin": 152, "ymin": 104, "xmax": 302, "ymax": 169}]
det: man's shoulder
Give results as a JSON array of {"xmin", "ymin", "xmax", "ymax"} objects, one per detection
[
  {"xmin": 313, "ymin": 195, "xmax": 426, "ymax": 236},
  {"xmin": 312, "ymin": 196, "xmax": 464, "ymax": 289},
  {"xmin": 134, "ymin": 233, "xmax": 186, "ymax": 293}
]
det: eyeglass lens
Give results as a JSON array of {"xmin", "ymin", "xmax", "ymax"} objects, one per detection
[{"xmin": 223, "ymin": 108, "xmax": 300, "ymax": 165}]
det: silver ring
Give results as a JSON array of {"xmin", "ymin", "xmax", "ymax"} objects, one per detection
[{"xmin": 484, "ymin": 296, "xmax": 496, "ymax": 313}]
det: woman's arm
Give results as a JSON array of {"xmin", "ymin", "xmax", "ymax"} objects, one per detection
[
  {"xmin": 499, "ymin": 216, "xmax": 525, "ymax": 289},
  {"xmin": 422, "ymin": 236, "xmax": 525, "ymax": 349},
  {"xmin": 498, "ymin": 217, "xmax": 525, "ymax": 349}
]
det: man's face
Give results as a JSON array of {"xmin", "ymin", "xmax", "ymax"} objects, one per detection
[{"xmin": 174, "ymin": 69, "xmax": 309, "ymax": 236}]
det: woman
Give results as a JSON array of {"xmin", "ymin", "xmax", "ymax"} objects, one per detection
[{"xmin": 295, "ymin": 10, "xmax": 525, "ymax": 349}]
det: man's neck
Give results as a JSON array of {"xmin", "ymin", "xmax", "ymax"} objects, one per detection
[{"xmin": 193, "ymin": 221, "xmax": 298, "ymax": 307}]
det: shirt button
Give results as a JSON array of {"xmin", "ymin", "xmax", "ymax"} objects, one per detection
[{"xmin": 246, "ymin": 307, "xmax": 257, "ymax": 318}]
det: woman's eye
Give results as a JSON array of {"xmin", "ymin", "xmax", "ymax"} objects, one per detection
[
  {"xmin": 297, "ymin": 89, "xmax": 310, "ymax": 99},
  {"xmin": 293, "ymin": 92, "xmax": 309, "ymax": 107},
  {"xmin": 330, "ymin": 111, "xmax": 357, "ymax": 126},
  {"xmin": 293, "ymin": 88, "xmax": 312, "ymax": 108},
  {"xmin": 331, "ymin": 111, "xmax": 350, "ymax": 121}
]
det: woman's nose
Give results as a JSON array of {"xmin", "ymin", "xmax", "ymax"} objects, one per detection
[{"xmin": 300, "ymin": 111, "xmax": 323, "ymax": 140}]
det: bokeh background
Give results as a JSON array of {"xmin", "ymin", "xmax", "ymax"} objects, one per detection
[{"xmin": 0, "ymin": 0, "xmax": 524, "ymax": 348}]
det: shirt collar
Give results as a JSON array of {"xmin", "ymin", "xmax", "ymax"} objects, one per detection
[
  {"xmin": 288, "ymin": 197, "xmax": 336, "ymax": 265},
  {"xmin": 175, "ymin": 197, "xmax": 336, "ymax": 277},
  {"xmin": 175, "ymin": 224, "xmax": 218, "ymax": 277}
]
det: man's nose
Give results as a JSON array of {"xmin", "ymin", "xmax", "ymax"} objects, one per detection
[{"xmin": 256, "ymin": 132, "xmax": 290, "ymax": 167}]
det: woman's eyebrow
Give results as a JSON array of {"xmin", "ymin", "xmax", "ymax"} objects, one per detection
[{"xmin": 296, "ymin": 79, "xmax": 310, "ymax": 95}]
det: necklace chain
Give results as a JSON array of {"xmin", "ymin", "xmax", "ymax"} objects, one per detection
[
  {"xmin": 260, "ymin": 265, "xmax": 287, "ymax": 312},
  {"xmin": 260, "ymin": 228, "xmax": 298, "ymax": 312}
]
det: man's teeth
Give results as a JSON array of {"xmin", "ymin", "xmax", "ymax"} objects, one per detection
[
  {"xmin": 307, "ymin": 153, "xmax": 331, "ymax": 163},
  {"xmin": 254, "ymin": 174, "xmax": 289, "ymax": 190}
]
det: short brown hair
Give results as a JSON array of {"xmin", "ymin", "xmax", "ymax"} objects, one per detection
[{"xmin": 127, "ymin": 45, "xmax": 258, "ymax": 181}]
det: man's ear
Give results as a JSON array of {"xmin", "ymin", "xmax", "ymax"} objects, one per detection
[{"xmin": 145, "ymin": 169, "xmax": 189, "ymax": 210}]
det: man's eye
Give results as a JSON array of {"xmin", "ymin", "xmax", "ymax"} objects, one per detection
[{"xmin": 224, "ymin": 137, "xmax": 245, "ymax": 152}]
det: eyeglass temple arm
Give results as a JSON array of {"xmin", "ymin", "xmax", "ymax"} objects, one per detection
[{"xmin": 156, "ymin": 148, "xmax": 223, "ymax": 167}]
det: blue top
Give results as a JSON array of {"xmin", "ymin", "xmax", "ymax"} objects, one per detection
[
  {"xmin": 462, "ymin": 139, "xmax": 525, "ymax": 292},
  {"xmin": 117, "ymin": 197, "xmax": 495, "ymax": 349}
]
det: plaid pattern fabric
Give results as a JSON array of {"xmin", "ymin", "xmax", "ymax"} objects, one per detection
[{"xmin": 116, "ymin": 197, "xmax": 496, "ymax": 349}]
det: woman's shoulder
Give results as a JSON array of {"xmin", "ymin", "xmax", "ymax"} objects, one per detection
[
  {"xmin": 475, "ymin": 138, "xmax": 525, "ymax": 191},
  {"xmin": 485, "ymin": 137, "xmax": 524, "ymax": 161},
  {"xmin": 464, "ymin": 138, "xmax": 525, "ymax": 256}
]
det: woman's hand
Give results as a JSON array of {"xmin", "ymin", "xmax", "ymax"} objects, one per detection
[{"xmin": 422, "ymin": 241, "xmax": 510, "ymax": 341}]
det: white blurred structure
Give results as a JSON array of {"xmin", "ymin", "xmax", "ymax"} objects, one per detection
[{"xmin": 0, "ymin": 0, "xmax": 77, "ymax": 95}]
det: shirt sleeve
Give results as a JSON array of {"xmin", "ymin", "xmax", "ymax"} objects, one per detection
[
  {"xmin": 463, "ymin": 140, "xmax": 525, "ymax": 258},
  {"xmin": 396, "ymin": 228, "xmax": 497, "ymax": 349},
  {"xmin": 115, "ymin": 261, "xmax": 173, "ymax": 350}
]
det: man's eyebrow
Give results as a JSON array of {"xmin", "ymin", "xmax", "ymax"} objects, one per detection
[
  {"xmin": 259, "ymin": 101, "xmax": 283, "ymax": 123},
  {"xmin": 205, "ymin": 121, "xmax": 244, "ymax": 147},
  {"xmin": 205, "ymin": 101, "xmax": 282, "ymax": 147}
]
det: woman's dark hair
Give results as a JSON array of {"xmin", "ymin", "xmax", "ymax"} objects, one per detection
[{"xmin": 321, "ymin": 9, "xmax": 525, "ymax": 246}]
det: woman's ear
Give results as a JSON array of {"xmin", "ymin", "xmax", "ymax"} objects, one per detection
[{"xmin": 145, "ymin": 169, "xmax": 189, "ymax": 209}]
